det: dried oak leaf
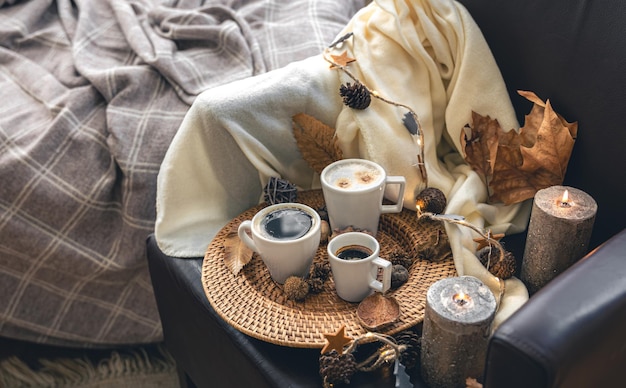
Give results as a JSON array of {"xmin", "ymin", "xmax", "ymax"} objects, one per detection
[
  {"xmin": 222, "ymin": 231, "xmax": 253, "ymax": 275},
  {"xmin": 292, "ymin": 113, "xmax": 343, "ymax": 174},
  {"xmin": 461, "ymin": 91, "xmax": 577, "ymax": 205}
]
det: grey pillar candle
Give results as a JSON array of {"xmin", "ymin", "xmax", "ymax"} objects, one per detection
[
  {"xmin": 421, "ymin": 276, "xmax": 496, "ymax": 388},
  {"xmin": 521, "ymin": 185, "xmax": 597, "ymax": 294}
]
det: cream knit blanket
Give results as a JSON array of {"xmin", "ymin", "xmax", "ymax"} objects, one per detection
[{"xmin": 156, "ymin": 0, "xmax": 531, "ymax": 326}]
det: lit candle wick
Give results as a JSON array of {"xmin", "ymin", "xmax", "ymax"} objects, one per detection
[
  {"xmin": 452, "ymin": 292, "xmax": 471, "ymax": 307},
  {"xmin": 558, "ymin": 189, "xmax": 572, "ymax": 208}
]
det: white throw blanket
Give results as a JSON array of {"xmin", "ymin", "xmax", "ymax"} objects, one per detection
[{"xmin": 156, "ymin": 0, "xmax": 530, "ymax": 326}]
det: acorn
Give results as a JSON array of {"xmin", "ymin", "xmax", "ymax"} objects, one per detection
[
  {"xmin": 391, "ymin": 265, "xmax": 409, "ymax": 289},
  {"xmin": 283, "ymin": 276, "xmax": 310, "ymax": 301},
  {"xmin": 415, "ymin": 187, "xmax": 447, "ymax": 214},
  {"xmin": 476, "ymin": 246, "xmax": 517, "ymax": 280}
]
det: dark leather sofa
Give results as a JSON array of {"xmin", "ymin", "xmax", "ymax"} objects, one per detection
[{"xmin": 147, "ymin": 0, "xmax": 626, "ymax": 386}]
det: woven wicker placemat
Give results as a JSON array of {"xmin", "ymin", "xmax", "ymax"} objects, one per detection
[{"xmin": 202, "ymin": 190, "xmax": 457, "ymax": 348}]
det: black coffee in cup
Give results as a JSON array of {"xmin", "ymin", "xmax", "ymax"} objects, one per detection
[
  {"xmin": 260, "ymin": 207, "xmax": 313, "ymax": 240},
  {"xmin": 335, "ymin": 244, "xmax": 373, "ymax": 261}
]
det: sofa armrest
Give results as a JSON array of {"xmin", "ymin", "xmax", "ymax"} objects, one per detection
[{"xmin": 484, "ymin": 229, "xmax": 626, "ymax": 387}]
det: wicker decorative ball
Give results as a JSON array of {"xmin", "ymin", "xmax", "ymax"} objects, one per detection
[{"xmin": 263, "ymin": 177, "xmax": 297, "ymax": 205}]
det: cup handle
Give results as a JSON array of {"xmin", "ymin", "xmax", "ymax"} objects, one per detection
[
  {"xmin": 369, "ymin": 257, "xmax": 392, "ymax": 294},
  {"xmin": 380, "ymin": 176, "xmax": 406, "ymax": 214},
  {"xmin": 237, "ymin": 220, "xmax": 258, "ymax": 252}
]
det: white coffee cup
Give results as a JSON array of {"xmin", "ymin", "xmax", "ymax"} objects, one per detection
[
  {"xmin": 320, "ymin": 159, "xmax": 405, "ymax": 236},
  {"xmin": 327, "ymin": 232, "xmax": 392, "ymax": 302},
  {"xmin": 238, "ymin": 203, "xmax": 321, "ymax": 284}
]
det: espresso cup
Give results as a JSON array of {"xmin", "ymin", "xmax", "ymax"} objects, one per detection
[
  {"xmin": 238, "ymin": 203, "xmax": 321, "ymax": 284},
  {"xmin": 321, "ymin": 159, "xmax": 405, "ymax": 236},
  {"xmin": 327, "ymin": 232, "xmax": 392, "ymax": 302}
]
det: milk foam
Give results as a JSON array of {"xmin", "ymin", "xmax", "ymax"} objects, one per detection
[{"xmin": 324, "ymin": 161, "xmax": 383, "ymax": 190}]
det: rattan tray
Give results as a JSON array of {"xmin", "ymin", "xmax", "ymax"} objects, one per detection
[{"xmin": 202, "ymin": 190, "xmax": 457, "ymax": 348}]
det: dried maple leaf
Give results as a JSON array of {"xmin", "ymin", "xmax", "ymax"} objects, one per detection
[
  {"xmin": 461, "ymin": 91, "xmax": 577, "ymax": 205},
  {"xmin": 490, "ymin": 92, "xmax": 577, "ymax": 204},
  {"xmin": 222, "ymin": 231, "xmax": 253, "ymax": 275},
  {"xmin": 292, "ymin": 113, "xmax": 343, "ymax": 174}
]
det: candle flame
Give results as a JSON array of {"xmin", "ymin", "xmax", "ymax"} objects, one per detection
[
  {"xmin": 452, "ymin": 291, "xmax": 471, "ymax": 306},
  {"xmin": 558, "ymin": 189, "xmax": 573, "ymax": 208}
]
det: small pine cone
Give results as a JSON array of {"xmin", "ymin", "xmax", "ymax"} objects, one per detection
[
  {"xmin": 476, "ymin": 246, "xmax": 516, "ymax": 279},
  {"xmin": 415, "ymin": 187, "xmax": 447, "ymax": 214},
  {"xmin": 283, "ymin": 276, "xmax": 310, "ymax": 301},
  {"xmin": 307, "ymin": 277, "xmax": 325, "ymax": 294},
  {"xmin": 391, "ymin": 265, "xmax": 409, "ymax": 289},
  {"xmin": 311, "ymin": 262, "xmax": 331, "ymax": 281},
  {"xmin": 339, "ymin": 82, "xmax": 371, "ymax": 110},
  {"xmin": 319, "ymin": 349, "xmax": 357, "ymax": 385},
  {"xmin": 395, "ymin": 330, "xmax": 421, "ymax": 369},
  {"xmin": 388, "ymin": 249, "xmax": 414, "ymax": 269}
]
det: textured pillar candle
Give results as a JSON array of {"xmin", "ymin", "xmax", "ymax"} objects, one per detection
[
  {"xmin": 521, "ymin": 185, "xmax": 597, "ymax": 294},
  {"xmin": 421, "ymin": 276, "xmax": 496, "ymax": 388}
]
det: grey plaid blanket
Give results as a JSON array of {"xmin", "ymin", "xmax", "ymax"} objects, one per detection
[{"xmin": 0, "ymin": 0, "xmax": 364, "ymax": 346}]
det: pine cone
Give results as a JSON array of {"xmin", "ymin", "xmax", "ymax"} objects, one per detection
[
  {"xmin": 395, "ymin": 330, "xmax": 421, "ymax": 369},
  {"xmin": 388, "ymin": 249, "xmax": 414, "ymax": 269},
  {"xmin": 339, "ymin": 82, "xmax": 371, "ymax": 110},
  {"xmin": 415, "ymin": 187, "xmax": 447, "ymax": 214},
  {"xmin": 319, "ymin": 349, "xmax": 357, "ymax": 385},
  {"xmin": 307, "ymin": 277, "xmax": 325, "ymax": 294},
  {"xmin": 311, "ymin": 262, "xmax": 331, "ymax": 281},
  {"xmin": 476, "ymin": 246, "xmax": 516, "ymax": 279},
  {"xmin": 283, "ymin": 276, "xmax": 310, "ymax": 301}
]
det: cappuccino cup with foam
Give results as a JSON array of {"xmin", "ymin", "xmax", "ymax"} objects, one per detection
[
  {"xmin": 238, "ymin": 203, "xmax": 321, "ymax": 284},
  {"xmin": 321, "ymin": 159, "xmax": 405, "ymax": 236}
]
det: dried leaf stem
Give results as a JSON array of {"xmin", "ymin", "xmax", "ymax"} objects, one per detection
[{"xmin": 418, "ymin": 210, "xmax": 507, "ymax": 308}]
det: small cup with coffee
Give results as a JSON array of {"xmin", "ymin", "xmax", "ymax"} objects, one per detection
[
  {"xmin": 327, "ymin": 232, "xmax": 392, "ymax": 302},
  {"xmin": 238, "ymin": 203, "xmax": 321, "ymax": 284},
  {"xmin": 320, "ymin": 158, "xmax": 406, "ymax": 236}
]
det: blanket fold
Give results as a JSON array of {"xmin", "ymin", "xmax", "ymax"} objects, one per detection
[{"xmin": 156, "ymin": 0, "xmax": 530, "ymax": 327}]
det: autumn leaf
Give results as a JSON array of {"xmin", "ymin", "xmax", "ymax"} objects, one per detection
[
  {"xmin": 222, "ymin": 231, "xmax": 253, "ymax": 275},
  {"xmin": 460, "ymin": 111, "xmax": 500, "ymax": 187},
  {"xmin": 462, "ymin": 91, "xmax": 578, "ymax": 205},
  {"xmin": 292, "ymin": 113, "xmax": 343, "ymax": 174}
]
